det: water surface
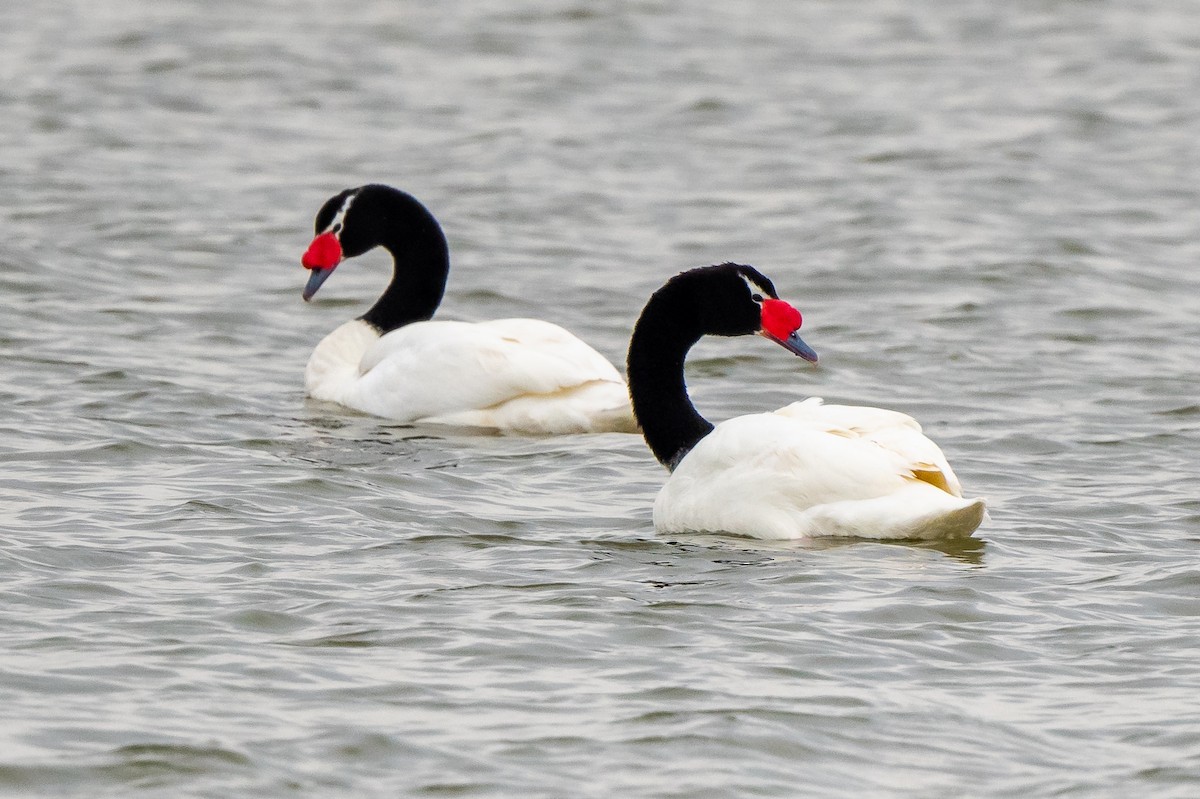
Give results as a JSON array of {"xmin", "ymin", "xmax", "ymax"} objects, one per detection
[{"xmin": 2, "ymin": 1, "xmax": 1199, "ymax": 796}]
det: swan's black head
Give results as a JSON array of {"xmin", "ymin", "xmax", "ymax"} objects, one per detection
[
  {"xmin": 648, "ymin": 263, "xmax": 818, "ymax": 360},
  {"xmin": 300, "ymin": 184, "xmax": 442, "ymax": 301},
  {"xmin": 680, "ymin": 263, "xmax": 778, "ymax": 336},
  {"xmin": 627, "ymin": 263, "xmax": 817, "ymax": 470}
]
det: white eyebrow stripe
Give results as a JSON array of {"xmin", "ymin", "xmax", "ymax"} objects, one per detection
[
  {"xmin": 323, "ymin": 190, "xmax": 360, "ymax": 235},
  {"xmin": 740, "ymin": 272, "xmax": 769, "ymax": 299}
]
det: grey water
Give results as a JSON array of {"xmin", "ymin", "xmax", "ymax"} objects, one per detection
[{"xmin": 2, "ymin": 1, "xmax": 1199, "ymax": 796}]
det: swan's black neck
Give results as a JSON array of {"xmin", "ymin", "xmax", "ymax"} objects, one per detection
[
  {"xmin": 627, "ymin": 279, "xmax": 716, "ymax": 470},
  {"xmin": 351, "ymin": 187, "xmax": 450, "ymax": 334},
  {"xmin": 628, "ymin": 264, "xmax": 775, "ymax": 469}
]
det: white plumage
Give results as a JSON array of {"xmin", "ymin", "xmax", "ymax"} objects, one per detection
[
  {"xmin": 654, "ymin": 398, "xmax": 986, "ymax": 540},
  {"xmin": 306, "ymin": 319, "xmax": 636, "ymax": 434}
]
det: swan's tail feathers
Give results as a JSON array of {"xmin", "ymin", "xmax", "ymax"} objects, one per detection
[
  {"xmin": 917, "ymin": 497, "xmax": 987, "ymax": 540},
  {"xmin": 803, "ymin": 489, "xmax": 987, "ymax": 541}
]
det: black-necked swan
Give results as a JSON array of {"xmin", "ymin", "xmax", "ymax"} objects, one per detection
[
  {"xmin": 627, "ymin": 263, "xmax": 986, "ymax": 540},
  {"xmin": 298, "ymin": 184, "xmax": 637, "ymax": 434}
]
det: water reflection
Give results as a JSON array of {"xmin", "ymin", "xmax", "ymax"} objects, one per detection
[{"xmin": 662, "ymin": 530, "xmax": 987, "ymax": 566}]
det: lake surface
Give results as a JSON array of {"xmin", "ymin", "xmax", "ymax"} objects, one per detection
[{"xmin": 2, "ymin": 1, "xmax": 1199, "ymax": 796}]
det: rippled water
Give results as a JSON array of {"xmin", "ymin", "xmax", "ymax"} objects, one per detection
[{"xmin": 3, "ymin": 1, "xmax": 1200, "ymax": 796}]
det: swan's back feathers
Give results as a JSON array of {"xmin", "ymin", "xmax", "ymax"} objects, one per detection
[
  {"xmin": 305, "ymin": 318, "xmax": 634, "ymax": 434},
  {"xmin": 772, "ymin": 397, "xmax": 963, "ymax": 496},
  {"xmin": 360, "ymin": 318, "xmax": 619, "ymax": 380},
  {"xmin": 654, "ymin": 401, "xmax": 984, "ymax": 540}
]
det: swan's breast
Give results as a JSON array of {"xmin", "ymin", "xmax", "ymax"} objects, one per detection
[{"xmin": 304, "ymin": 319, "xmax": 381, "ymax": 401}]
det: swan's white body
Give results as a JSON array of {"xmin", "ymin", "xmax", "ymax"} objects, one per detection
[
  {"xmin": 654, "ymin": 397, "xmax": 985, "ymax": 540},
  {"xmin": 306, "ymin": 319, "xmax": 637, "ymax": 434}
]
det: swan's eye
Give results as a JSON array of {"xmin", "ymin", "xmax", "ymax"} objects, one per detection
[
  {"xmin": 751, "ymin": 293, "xmax": 763, "ymax": 303},
  {"xmin": 331, "ymin": 223, "xmax": 342, "ymax": 234}
]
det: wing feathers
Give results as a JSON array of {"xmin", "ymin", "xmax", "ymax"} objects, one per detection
[{"xmin": 306, "ymin": 318, "xmax": 633, "ymax": 433}]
